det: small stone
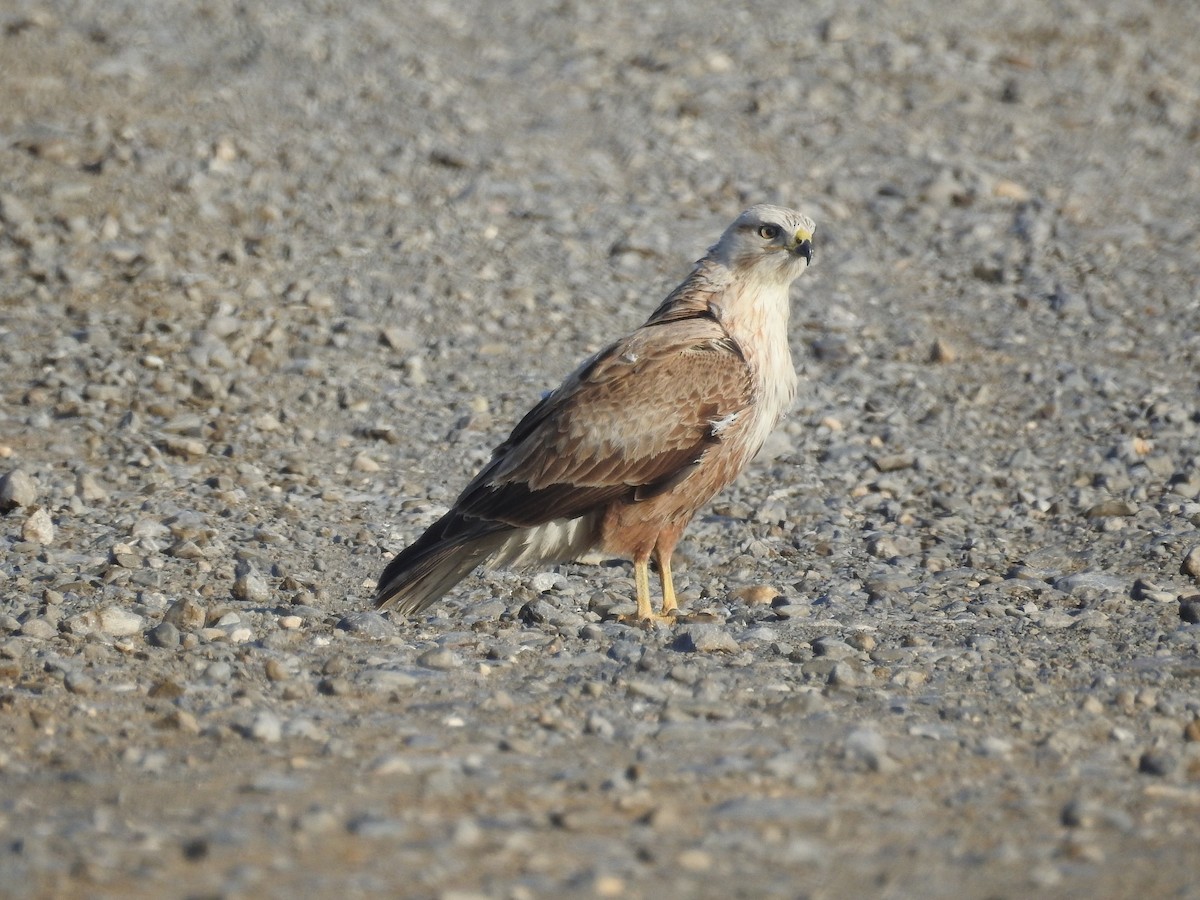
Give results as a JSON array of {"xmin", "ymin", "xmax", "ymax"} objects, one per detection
[
  {"xmin": 733, "ymin": 585, "xmax": 779, "ymax": 605},
  {"xmin": 530, "ymin": 572, "xmax": 561, "ymax": 593},
  {"xmin": 579, "ymin": 875, "xmax": 621, "ymax": 899},
  {"xmin": 248, "ymin": 711, "xmax": 282, "ymax": 743},
  {"xmin": 294, "ymin": 807, "xmax": 340, "ymax": 835},
  {"xmin": 380, "ymin": 326, "xmax": 418, "ymax": 351},
  {"xmin": 351, "ymin": 453, "xmax": 381, "ymax": 473},
  {"xmin": 317, "ymin": 677, "xmax": 353, "ymax": 696},
  {"xmin": 677, "ymin": 849, "xmax": 712, "ymax": 873},
  {"xmin": 20, "ymin": 617, "xmax": 58, "ymax": 640},
  {"xmin": 97, "ymin": 607, "xmax": 145, "ymax": 636},
  {"xmin": 157, "ymin": 709, "xmax": 201, "ymax": 733},
  {"xmin": 337, "ymin": 611, "xmax": 395, "ymax": 639},
  {"xmin": 828, "ymin": 660, "xmax": 868, "ymax": 687},
  {"xmin": 370, "ymin": 754, "xmax": 414, "ymax": 776},
  {"xmin": 76, "ymin": 472, "xmax": 108, "ymax": 502},
  {"xmin": 672, "ymin": 625, "xmax": 739, "ymax": 653},
  {"xmin": 147, "ymin": 621, "xmax": 181, "ymax": 649},
  {"xmin": 64, "ymin": 672, "xmax": 96, "ymax": 695},
  {"xmin": 992, "ymin": 179, "xmax": 1031, "ymax": 201},
  {"xmin": 585, "ymin": 712, "xmax": 615, "ymax": 739},
  {"xmin": 1084, "ymin": 499, "xmax": 1138, "ymax": 518},
  {"xmin": 1184, "ymin": 719, "xmax": 1200, "ymax": 743},
  {"xmin": 872, "ymin": 452, "xmax": 916, "ymax": 473},
  {"xmin": 232, "ymin": 566, "xmax": 270, "ymax": 603},
  {"xmin": 843, "ymin": 727, "xmax": 893, "ymax": 772},
  {"xmin": 21, "ymin": 508, "xmax": 55, "ymax": 544},
  {"xmin": 162, "ymin": 436, "xmax": 207, "ymax": 458},
  {"xmin": 163, "ymin": 597, "xmax": 206, "ymax": 631},
  {"xmin": 847, "ymin": 632, "xmax": 877, "ymax": 652},
  {"xmin": 1181, "ymin": 547, "xmax": 1200, "ymax": 581},
  {"xmin": 1, "ymin": 470, "xmax": 38, "ymax": 511},
  {"xmin": 265, "ymin": 659, "xmax": 290, "ymax": 681},
  {"xmin": 928, "ymin": 337, "xmax": 957, "ymax": 363},
  {"xmin": 417, "ymin": 648, "xmax": 461, "ymax": 670},
  {"xmin": 976, "ymin": 736, "xmax": 1013, "ymax": 758},
  {"xmin": 1061, "ymin": 797, "xmax": 1096, "ymax": 828},
  {"xmin": 347, "ymin": 814, "xmax": 407, "ymax": 839},
  {"xmin": 168, "ymin": 540, "xmax": 205, "ymax": 560},
  {"xmin": 67, "ymin": 606, "xmax": 144, "ymax": 637},
  {"xmin": 1137, "ymin": 750, "xmax": 1175, "ymax": 776},
  {"xmin": 148, "ymin": 679, "xmax": 185, "ymax": 699},
  {"xmin": 812, "ymin": 637, "xmax": 858, "ymax": 659},
  {"xmin": 1132, "ymin": 578, "xmax": 1177, "ymax": 604}
]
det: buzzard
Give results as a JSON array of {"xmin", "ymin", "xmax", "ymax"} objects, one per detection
[{"xmin": 377, "ymin": 205, "xmax": 815, "ymax": 622}]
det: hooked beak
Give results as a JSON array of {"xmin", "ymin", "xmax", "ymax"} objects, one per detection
[{"xmin": 792, "ymin": 233, "xmax": 814, "ymax": 265}]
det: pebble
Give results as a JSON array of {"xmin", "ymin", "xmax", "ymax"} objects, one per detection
[
  {"xmin": 732, "ymin": 585, "xmax": 779, "ymax": 606},
  {"xmin": 232, "ymin": 564, "xmax": 271, "ymax": 603},
  {"xmin": 247, "ymin": 711, "xmax": 283, "ymax": 743},
  {"xmin": 147, "ymin": 621, "xmax": 181, "ymax": 649},
  {"xmin": 337, "ymin": 611, "xmax": 395, "ymax": 639},
  {"xmin": 1137, "ymin": 750, "xmax": 1175, "ymax": 777},
  {"xmin": 163, "ymin": 598, "xmax": 207, "ymax": 631},
  {"xmin": 672, "ymin": 625, "xmax": 739, "ymax": 653},
  {"xmin": 351, "ymin": 453, "xmax": 381, "ymax": 473},
  {"xmin": 21, "ymin": 508, "xmax": 55, "ymax": 544},
  {"xmin": 76, "ymin": 472, "xmax": 109, "ymax": 503},
  {"xmin": 843, "ymin": 727, "xmax": 893, "ymax": 773},
  {"xmin": 204, "ymin": 661, "xmax": 233, "ymax": 684},
  {"xmin": 65, "ymin": 606, "xmax": 145, "ymax": 637},
  {"xmin": 20, "ymin": 617, "xmax": 58, "ymax": 640},
  {"xmin": 417, "ymin": 648, "xmax": 461, "ymax": 670},
  {"xmin": 1181, "ymin": 546, "xmax": 1200, "ymax": 581},
  {"xmin": 811, "ymin": 637, "xmax": 859, "ymax": 659},
  {"xmin": 0, "ymin": 469, "xmax": 37, "ymax": 511}
]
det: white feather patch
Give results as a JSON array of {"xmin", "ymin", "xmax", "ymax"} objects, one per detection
[
  {"xmin": 709, "ymin": 411, "xmax": 740, "ymax": 435},
  {"xmin": 488, "ymin": 514, "xmax": 600, "ymax": 569}
]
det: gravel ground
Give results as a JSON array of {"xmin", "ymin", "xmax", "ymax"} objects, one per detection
[{"xmin": 3, "ymin": 1, "xmax": 1200, "ymax": 897}]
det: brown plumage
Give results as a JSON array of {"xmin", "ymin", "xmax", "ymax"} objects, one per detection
[{"xmin": 376, "ymin": 205, "xmax": 816, "ymax": 622}]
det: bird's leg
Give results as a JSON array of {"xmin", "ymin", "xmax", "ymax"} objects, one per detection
[
  {"xmin": 618, "ymin": 553, "xmax": 676, "ymax": 624},
  {"xmin": 633, "ymin": 556, "xmax": 655, "ymax": 621},
  {"xmin": 655, "ymin": 546, "xmax": 678, "ymax": 618}
]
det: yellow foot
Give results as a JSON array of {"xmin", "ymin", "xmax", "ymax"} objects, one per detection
[
  {"xmin": 617, "ymin": 610, "xmax": 678, "ymax": 626},
  {"xmin": 618, "ymin": 556, "xmax": 683, "ymax": 624}
]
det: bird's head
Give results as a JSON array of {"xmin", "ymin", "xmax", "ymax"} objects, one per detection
[{"xmin": 708, "ymin": 204, "xmax": 816, "ymax": 285}]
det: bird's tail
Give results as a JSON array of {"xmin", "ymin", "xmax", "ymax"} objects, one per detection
[{"xmin": 375, "ymin": 513, "xmax": 510, "ymax": 616}]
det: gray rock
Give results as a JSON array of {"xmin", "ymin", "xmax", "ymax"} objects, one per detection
[
  {"xmin": 1, "ymin": 470, "xmax": 37, "ymax": 511},
  {"xmin": 843, "ymin": 727, "xmax": 894, "ymax": 773},
  {"xmin": 337, "ymin": 611, "xmax": 395, "ymax": 639},
  {"xmin": 147, "ymin": 621, "xmax": 181, "ymax": 649},
  {"xmin": 417, "ymin": 648, "xmax": 461, "ymax": 670},
  {"xmin": 673, "ymin": 625, "xmax": 740, "ymax": 653},
  {"xmin": 247, "ymin": 711, "xmax": 283, "ymax": 743},
  {"xmin": 232, "ymin": 564, "xmax": 271, "ymax": 604},
  {"xmin": 20, "ymin": 617, "xmax": 58, "ymax": 640},
  {"xmin": 163, "ymin": 598, "xmax": 206, "ymax": 631},
  {"xmin": 21, "ymin": 508, "xmax": 55, "ymax": 544}
]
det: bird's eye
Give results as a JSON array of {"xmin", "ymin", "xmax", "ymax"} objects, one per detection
[{"xmin": 758, "ymin": 224, "xmax": 781, "ymax": 240}]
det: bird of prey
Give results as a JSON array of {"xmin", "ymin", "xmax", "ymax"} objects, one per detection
[{"xmin": 377, "ymin": 204, "xmax": 815, "ymax": 622}]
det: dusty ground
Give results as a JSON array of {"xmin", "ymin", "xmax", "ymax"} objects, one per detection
[{"xmin": 2, "ymin": 1, "xmax": 1200, "ymax": 897}]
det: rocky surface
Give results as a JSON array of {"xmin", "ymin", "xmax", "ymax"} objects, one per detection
[{"xmin": 2, "ymin": 0, "xmax": 1199, "ymax": 897}]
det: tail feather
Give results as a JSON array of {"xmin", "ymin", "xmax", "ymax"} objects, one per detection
[{"xmin": 376, "ymin": 514, "xmax": 511, "ymax": 615}]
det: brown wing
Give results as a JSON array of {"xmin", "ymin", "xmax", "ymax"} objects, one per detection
[{"xmin": 453, "ymin": 315, "xmax": 754, "ymax": 528}]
